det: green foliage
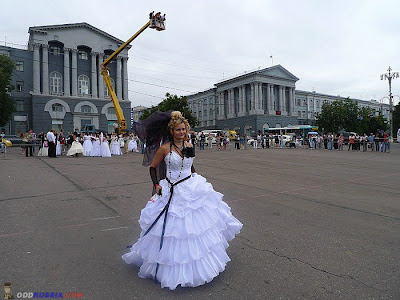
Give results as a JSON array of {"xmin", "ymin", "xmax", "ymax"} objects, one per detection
[
  {"xmin": 0, "ymin": 55, "xmax": 15, "ymax": 127},
  {"xmin": 315, "ymin": 98, "xmax": 388, "ymax": 134},
  {"xmin": 140, "ymin": 93, "xmax": 198, "ymax": 128}
]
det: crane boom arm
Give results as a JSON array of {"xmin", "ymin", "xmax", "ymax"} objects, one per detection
[
  {"xmin": 100, "ymin": 20, "xmax": 151, "ymax": 133},
  {"xmin": 102, "ymin": 21, "xmax": 150, "ymax": 68}
]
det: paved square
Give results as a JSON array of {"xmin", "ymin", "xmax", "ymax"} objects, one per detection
[{"xmin": 1, "ymin": 144, "xmax": 399, "ymax": 299}]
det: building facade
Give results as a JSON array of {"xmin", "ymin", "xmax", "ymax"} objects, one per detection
[
  {"xmin": 0, "ymin": 23, "xmax": 131, "ymax": 135},
  {"xmin": 187, "ymin": 65, "xmax": 390, "ymax": 136}
]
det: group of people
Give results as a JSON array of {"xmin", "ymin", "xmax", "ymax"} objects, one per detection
[
  {"xmin": 307, "ymin": 132, "xmax": 392, "ymax": 153},
  {"xmin": 149, "ymin": 11, "xmax": 166, "ymax": 30},
  {"xmin": 22, "ymin": 130, "xmax": 140, "ymax": 158},
  {"xmin": 187, "ymin": 130, "xmax": 394, "ymax": 154}
]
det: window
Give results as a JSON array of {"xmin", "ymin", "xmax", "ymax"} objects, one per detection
[
  {"xmin": 316, "ymin": 100, "xmax": 320, "ymax": 108},
  {"xmin": 16, "ymin": 100, "xmax": 24, "ymax": 112},
  {"xmin": 52, "ymin": 104, "xmax": 64, "ymax": 112},
  {"xmin": 209, "ymin": 97, "xmax": 213, "ymax": 105},
  {"xmin": 16, "ymin": 81, "xmax": 23, "ymax": 92},
  {"xmin": 204, "ymin": 110, "xmax": 207, "ymax": 118},
  {"xmin": 296, "ymin": 99, "xmax": 301, "ymax": 106},
  {"xmin": 15, "ymin": 61, "xmax": 24, "ymax": 72},
  {"xmin": 108, "ymin": 107, "xmax": 116, "ymax": 115},
  {"xmin": 298, "ymin": 111, "xmax": 301, "ymax": 117},
  {"xmin": 50, "ymin": 46, "xmax": 61, "ymax": 56},
  {"xmin": 50, "ymin": 72, "xmax": 63, "ymax": 95},
  {"xmin": 303, "ymin": 99, "xmax": 306, "ymax": 106},
  {"xmin": 81, "ymin": 105, "xmax": 92, "ymax": 113},
  {"xmin": 79, "ymin": 50, "xmax": 88, "ymax": 60},
  {"xmin": 104, "ymin": 78, "xmax": 115, "ymax": 97},
  {"xmin": 301, "ymin": 111, "xmax": 306, "ymax": 118},
  {"xmin": 78, "ymin": 75, "xmax": 90, "ymax": 95},
  {"xmin": 199, "ymin": 111, "xmax": 202, "ymax": 118}
]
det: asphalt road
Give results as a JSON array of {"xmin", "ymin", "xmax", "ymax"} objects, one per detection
[{"xmin": 1, "ymin": 144, "xmax": 399, "ymax": 299}]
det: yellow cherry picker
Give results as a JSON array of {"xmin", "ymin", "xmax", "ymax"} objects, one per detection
[{"xmin": 101, "ymin": 12, "xmax": 166, "ymax": 133}]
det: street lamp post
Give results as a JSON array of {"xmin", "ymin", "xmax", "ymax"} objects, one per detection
[{"xmin": 380, "ymin": 66, "xmax": 399, "ymax": 140}]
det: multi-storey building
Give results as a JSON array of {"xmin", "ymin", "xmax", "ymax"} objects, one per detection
[
  {"xmin": 187, "ymin": 65, "xmax": 390, "ymax": 136},
  {"xmin": 0, "ymin": 22, "xmax": 131, "ymax": 135}
]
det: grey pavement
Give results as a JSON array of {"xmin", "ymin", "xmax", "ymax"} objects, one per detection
[{"xmin": 1, "ymin": 144, "xmax": 399, "ymax": 299}]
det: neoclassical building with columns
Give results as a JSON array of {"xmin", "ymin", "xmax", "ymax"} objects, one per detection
[
  {"xmin": 1, "ymin": 22, "xmax": 131, "ymax": 135},
  {"xmin": 187, "ymin": 65, "xmax": 299, "ymax": 136},
  {"xmin": 187, "ymin": 65, "xmax": 390, "ymax": 136}
]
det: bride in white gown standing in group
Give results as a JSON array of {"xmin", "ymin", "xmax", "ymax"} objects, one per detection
[
  {"xmin": 128, "ymin": 134, "xmax": 139, "ymax": 152},
  {"xmin": 91, "ymin": 134, "xmax": 101, "ymax": 157},
  {"xmin": 110, "ymin": 134, "xmax": 122, "ymax": 155},
  {"xmin": 82, "ymin": 133, "xmax": 93, "ymax": 156},
  {"xmin": 122, "ymin": 111, "xmax": 242, "ymax": 290},
  {"xmin": 101, "ymin": 133, "xmax": 111, "ymax": 157}
]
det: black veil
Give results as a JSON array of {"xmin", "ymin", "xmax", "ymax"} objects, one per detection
[{"xmin": 132, "ymin": 111, "xmax": 172, "ymax": 192}]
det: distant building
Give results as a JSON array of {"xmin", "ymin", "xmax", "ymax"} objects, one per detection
[
  {"xmin": 132, "ymin": 105, "xmax": 148, "ymax": 122},
  {"xmin": 187, "ymin": 65, "xmax": 390, "ymax": 136},
  {"xmin": 0, "ymin": 22, "xmax": 131, "ymax": 135}
]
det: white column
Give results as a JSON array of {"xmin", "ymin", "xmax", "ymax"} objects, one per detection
[
  {"xmin": 266, "ymin": 83, "xmax": 271, "ymax": 114},
  {"xmin": 227, "ymin": 89, "xmax": 233, "ymax": 118},
  {"xmin": 231, "ymin": 89, "xmax": 235, "ymax": 116},
  {"xmin": 71, "ymin": 49, "xmax": 78, "ymax": 96},
  {"xmin": 242, "ymin": 85, "xmax": 247, "ymax": 113},
  {"xmin": 63, "ymin": 48, "xmax": 70, "ymax": 96},
  {"xmin": 42, "ymin": 44, "xmax": 49, "ymax": 95},
  {"xmin": 278, "ymin": 86, "xmax": 283, "ymax": 113},
  {"xmin": 250, "ymin": 83, "xmax": 255, "ymax": 114},
  {"xmin": 259, "ymin": 83, "xmax": 263, "ymax": 111},
  {"xmin": 98, "ymin": 53, "xmax": 104, "ymax": 98},
  {"xmin": 288, "ymin": 87, "xmax": 294, "ymax": 116},
  {"xmin": 218, "ymin": 92, "xmax": 225, "ymax": 119},
  {"xmin": 254, "ymin": 83, "xmax": 259, "ymax": 110},
  {"xmin": 292, "ymin": 88, "xmax": 296, "ymax": 115},
  {"xmin": 91, "ymin": 52, "xmax": 98, "ymax": 98},
  {"xmin": 116, "ymin": 57, "xmax": 122, "ymax": 99},
  {"xmin": 270, "ymin": 85, "xmax": 275, "ymax": 112},
  {"xmin": 122, "ymin": 57, "xmax": 129, "ymax": 100},
  {"xmin": 238, "ymin": 87, "xmax": 242, "ymax": 114},
  {"xmin": 33, "ymin": 43, "xmax": 41, "ymax": 94},
  {"xmin": 282, "ymin": 87, "xmax": 288, "ymax": 116}
]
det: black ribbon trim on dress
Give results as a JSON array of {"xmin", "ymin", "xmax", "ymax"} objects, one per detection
[{"xmin": 142, "ymin": 174, "xmax": 191, "ymax": 283}]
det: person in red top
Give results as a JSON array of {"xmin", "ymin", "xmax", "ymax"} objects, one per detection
[{"xmin": 348, "ymin": 134, "xmax": 355, "ymax": 151}]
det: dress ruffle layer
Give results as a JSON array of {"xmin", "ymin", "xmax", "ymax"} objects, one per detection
[{"xmin": 122, "ymin": 168, "xmax": 242, "ymax": 290}]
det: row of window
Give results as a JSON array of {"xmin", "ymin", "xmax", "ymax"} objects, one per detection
[
  {"xmin": 13, "ymin": 72, "xmax": 114, "ymax": 96},
  {"xmin": 16, "ymin": 101, "xmax": 131, "ymax": 118},
  {"xmin": 49, "ymin": 47, "xmax": 89, "ymax": 60},
  {"xmin": 14, "ymin": 49, "xmax": 90, "ymax": 73},
  {"xmin": 51, "ymin": 104, "xmax": 115, "ymax": 115}
]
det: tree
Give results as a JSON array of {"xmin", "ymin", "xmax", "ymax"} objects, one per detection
[
  {"xmin": 0, "ymin": 55, "xmax": 15, "ymax": 127},
  {"xmin": 140, "ymin": 93, "xmax": 198, "ymax": 128},
  {"xmin": 315, "ymin": 98, "xmax": 388, "ymax": 134},
  {"xmin": 393, "ymin": 103, "xmax": 400, "ymax": 134}
]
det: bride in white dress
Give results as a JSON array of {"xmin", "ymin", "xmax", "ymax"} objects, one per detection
[
  {"xmin": 122, "ymin": 111, "xmax": 242, "ymax": 290},
  {"xmin": 101, "ymin": 133, "xmax": 111, "ymax": 157},
  {"xmin": 91, "ymin": 134, "xmax": 101, "ymax": 157},
  {"xmin": 128, "ymin": 134, "xmax": 139, "ymax": 152},
  {"xmin": 82, "ymin": 134, "xmax": 93, "ymax": 156},
  {"xmin": 110, "ymin": 134, "xmax": 122, "ymax": 155},
  {"xmin": 66, "ymin": 136, "xmax": 83, "ymax": 157}
]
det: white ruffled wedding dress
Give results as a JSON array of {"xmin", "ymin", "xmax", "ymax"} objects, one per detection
[{"xmin": 122, "ymin": 150, "xmax": 243, "ymax": 290}]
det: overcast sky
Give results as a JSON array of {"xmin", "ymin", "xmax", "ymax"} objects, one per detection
[{"xmin": 2, "ymin": 0, "xmax": 399, "ymax": 107}]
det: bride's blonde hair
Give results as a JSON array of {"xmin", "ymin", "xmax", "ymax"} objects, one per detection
[{"xmin": 168, "ymin": 111, "xmax": 190, "ymax": 138}]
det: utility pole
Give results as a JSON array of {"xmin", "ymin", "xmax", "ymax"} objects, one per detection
[{"xmin": 380, "ymin": 66, "xmax": 399, "ymax": 140}]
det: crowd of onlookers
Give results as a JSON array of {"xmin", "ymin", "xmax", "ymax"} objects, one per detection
[{"xmin": 189, "ymin": 131, "xmax": 393, "ymax": 153}]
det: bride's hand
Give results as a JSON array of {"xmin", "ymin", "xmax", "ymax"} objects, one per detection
[{"xmin": 155, "ymin": 184, "xmax": 162, "ymax": 195}]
